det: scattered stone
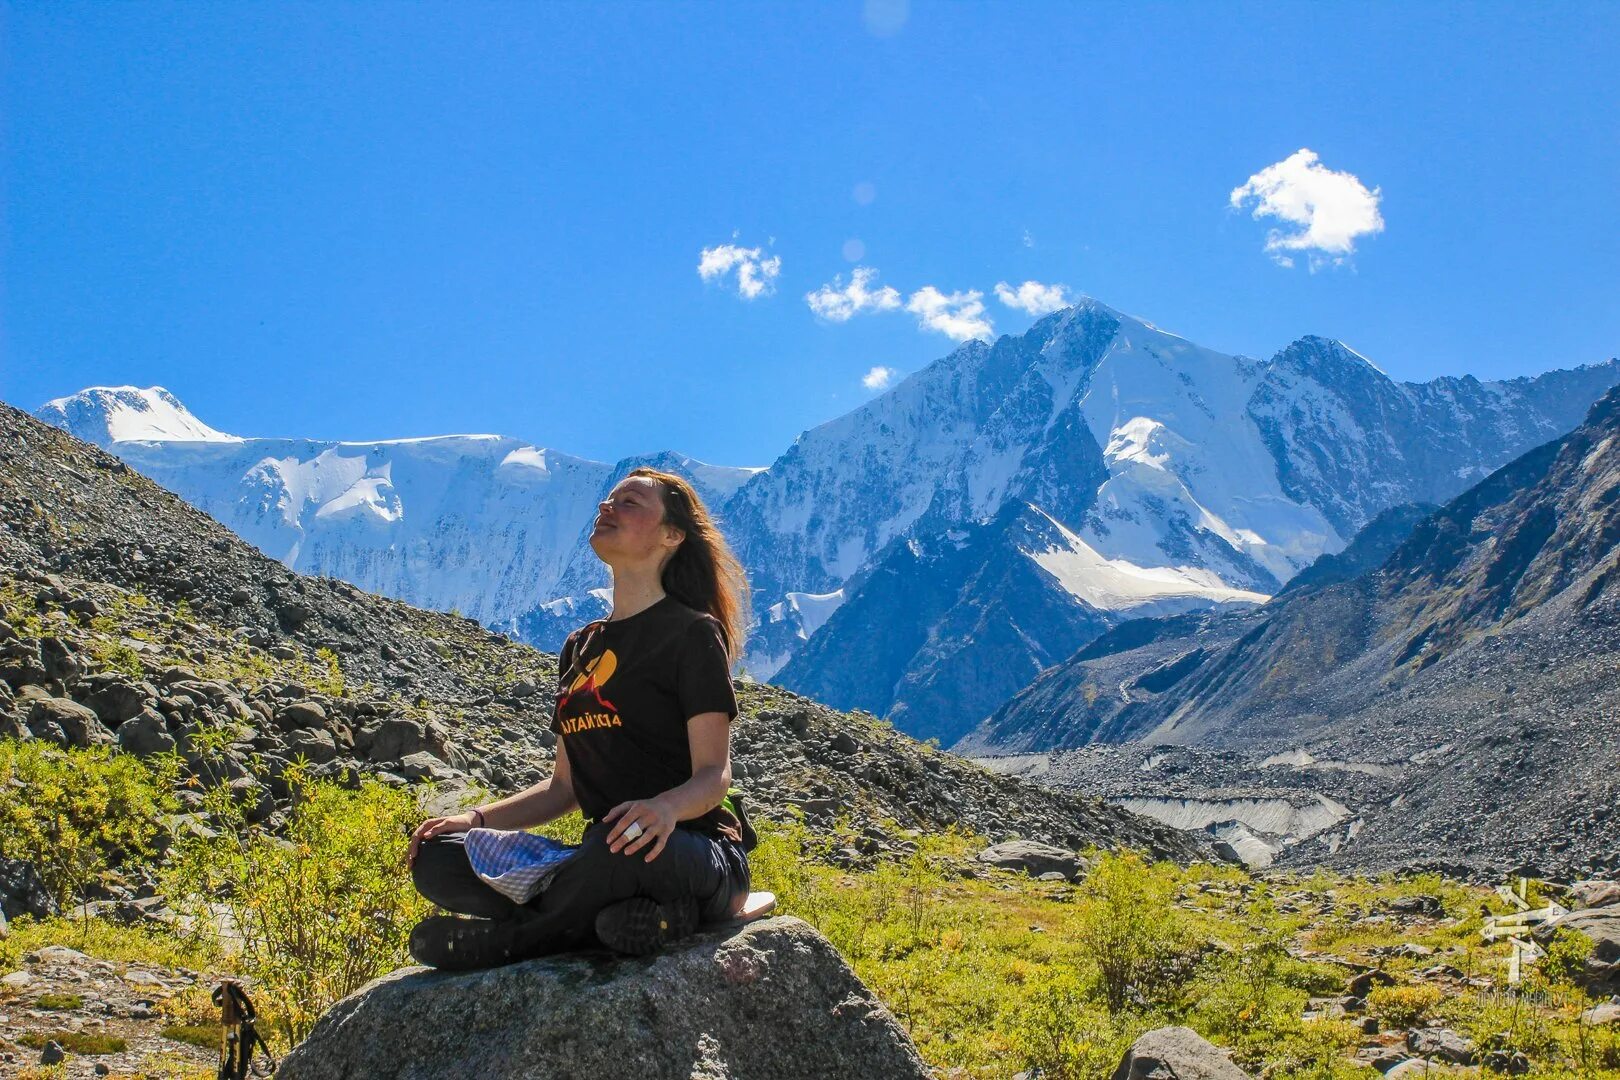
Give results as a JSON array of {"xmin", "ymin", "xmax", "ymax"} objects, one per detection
[{"xmin": 38, "ymin": 1039, "xmax": 66, "ymax": 1066}]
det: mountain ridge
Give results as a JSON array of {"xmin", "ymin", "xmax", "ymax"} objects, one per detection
[{"xmin": 34, "ymin": 299, "xmax": 1620, "ymax": 745}]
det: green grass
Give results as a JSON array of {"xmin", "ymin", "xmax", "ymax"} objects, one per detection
[
  {"xmin": 160, "ymin": 1023, "xmax": 222, "ymax": 1049},
  {"xmin": 19, "ymin": 1030, "xmax": 128, "ymax": 1054},
  {"xmin": 0, "ymin": 915, "xmax": 215, "ymax": 976},
  {"xmin": 32, "ymin": 992, "xmax": 84, "ymax": 1011}
]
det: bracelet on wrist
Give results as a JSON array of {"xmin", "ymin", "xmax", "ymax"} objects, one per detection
[{"xmin": 470, "ymin": 808, "xmax": 486, "ymax": 829}]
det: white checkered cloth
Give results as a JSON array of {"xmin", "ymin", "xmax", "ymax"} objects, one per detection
[{"xmin": 463, "ymin": 828, "xmax": 582, "ymax": 904}]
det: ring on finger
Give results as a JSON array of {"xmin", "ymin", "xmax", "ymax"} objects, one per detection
[{"xmin": 623, "ymin": 821, "xmax": 644, "ymax": 841}]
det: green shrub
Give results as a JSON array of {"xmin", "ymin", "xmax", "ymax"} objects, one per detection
[
  {"xmin": 1008, "ymin": 971, "xmax": 1138, "ymax": 1079},
  {"xmin": 1366, "ymin": 983, "xmax": 1444, "ymax": 1028},
  {"xmin": 0, "ymin": 741, "xmax": 178, "ymax": 908},
  {"xmin": 1541, "ymin": 927, "xmax": 1596, "ymax": 987},
  {"xmin": 165, "ymin": 765, "xmax": 433, "ymax": 1046},
  {"xmin": 1073, "ymin": 850, "xmax": 1194, "ymax": 1012}
]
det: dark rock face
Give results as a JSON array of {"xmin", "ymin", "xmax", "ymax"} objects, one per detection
[
  {"xmin": 777, "ymin": 501, "xmax": 1118, "ymax": 746},
  {"xmin": 0, "ymin": 857, "xmax": 56, "ymax": 920},
  {"xmin": 278, "ymin": 918, "xmax": 932, "ymax": 1080},
  {"xmin": 1112, "ymin": 1026, "xmax": 1252, "ymax": 1079}
]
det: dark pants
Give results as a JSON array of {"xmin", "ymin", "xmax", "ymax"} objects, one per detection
[{"xmin": 411, "ymin": 822, "xmax": 751, "ymax": 956}]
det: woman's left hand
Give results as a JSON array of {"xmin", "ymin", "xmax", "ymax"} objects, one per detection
[{"xmin": 603, "ymin": 796, "xmax": 679, "ymax": 862}]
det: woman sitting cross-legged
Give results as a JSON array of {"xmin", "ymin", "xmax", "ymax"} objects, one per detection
[{"xmin": 405, "ymin": 466, "xmax": 752, "ymax": 970}]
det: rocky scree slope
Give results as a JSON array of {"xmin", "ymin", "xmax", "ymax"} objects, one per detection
[
  {"xmin": 0, "ymin": 403, "xmax": 1203, "ymax": 887},
  {"xmin": 965, "ymin": 388, "xmax": 1620, "ymax": 879}
]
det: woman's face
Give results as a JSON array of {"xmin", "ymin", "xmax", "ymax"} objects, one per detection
[{"xmin": 589, "ymin": 476, "xmax": 683, "ymax": 566}]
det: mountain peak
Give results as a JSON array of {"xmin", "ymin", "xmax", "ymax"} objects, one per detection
[
  {"xmin": 1271, "ymin": 335, "xmax": 1388, "ymax": 378},
  {"xmin": 35, "ymin": 386, "xmax": 239, "ymax": 447}
]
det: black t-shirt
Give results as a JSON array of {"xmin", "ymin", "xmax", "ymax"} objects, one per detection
[{"xmin": 551, "ymin": 594, "xmax": 739, "ymax": 826}]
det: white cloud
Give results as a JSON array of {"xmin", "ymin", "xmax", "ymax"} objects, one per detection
[
  {"xmin": 1229, "ymin": 148, "xmax": 1384, "ymax": 270},
  {"xmin": 805, "ymin": 266, "xmax": 902, "ymax": 321},
  {"xmin": 994, "ymin": 280, "xmax": 1073, "ymax": 316},
  {"xmin": 1021, "ymin": 228, "xmax": 1035, "ymax": 248},
  {"xmin": 862, "ymin": 365, "xmax": 897, "ymax": 390},
  {"xmin": 906, "ymin": 286, "xmax": 993, "ymax": 342},
  {"xmin": 697, "ymin": 241, "xmax": 782, "ymax": 299}
]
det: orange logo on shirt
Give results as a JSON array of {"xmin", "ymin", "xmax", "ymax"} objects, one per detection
[{"xmin": 567, "ymin": 648, "xmax": 616, "ymax": 694}]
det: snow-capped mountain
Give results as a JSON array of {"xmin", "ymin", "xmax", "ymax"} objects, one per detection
[
  {"xmin": 37, "ymin": 386, "xmax": 759, "ymax": 628},
  {"xmin": 35, "ymin": 299, "xmax": 1619, "ymax": 744},
  {"xmin": 37, "ymin": 386, "xmax": 240, "ymax": 445}
]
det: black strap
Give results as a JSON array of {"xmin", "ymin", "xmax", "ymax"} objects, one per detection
[{"xmin": 215, "ymin": 980, "xmax": 277, "ymax": 1079}]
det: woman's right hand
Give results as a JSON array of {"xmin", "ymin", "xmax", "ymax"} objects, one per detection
[{"xmin": 406, "ymin": 811, "xmax": 480, "ymax": 868}]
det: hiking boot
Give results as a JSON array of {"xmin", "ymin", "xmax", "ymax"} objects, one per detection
[
  {"xmin": 408, "ymin": 915, "xmax": 529, "ymax": 971},
  {"xmin": 594, "ymin": 895, "xmax": 701, "ymax": 956}
]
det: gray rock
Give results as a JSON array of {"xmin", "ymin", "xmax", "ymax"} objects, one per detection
[
  {"xmin": 29, "ymin": 695, "xmax": 110, "ymax": 748},
  {"xmin": 977, "ymin": 840, "xmax": 1085, "ymax": 881},
  {"xmin": 396, "ymin": 751, "xmax": 457, "ymax": 783},
  {"xmin": 39, "ymin": 1039, "xmax": 66, "ymax": 1065},
  {"xmin": 1571, "ymin": 880, "xmax": 1620, "ymax": 909},
  {"xmin": 1582, "ymin": 1002, "xmax": 1620, "ymax": 1025},
  {"xmin": 0, "ymin": 857, "xmax": 56, "ymax": 920},
  {"xmin": 368, "ymin": 718, "xmax": 430, "ymax": 762},
  {"xmin": 1406, "ymin": 1027, "xmax": 1476, "ymax": 1065},
  {"xmin": 1111, "ymin": 1025, "xmax": 1252, "ymax": 1079},
  {"xmin": 276, "ymin": 701, "xmax": 328, "ymax": 731},
  {"xmin": 79, "ymin": 675, "xmax": 156, "ymax": 727},
  {"xmin": 115, "ymin": 710, "xmax": 177, "ymax": 756},
  {"xmin": 285, "ymin": 728, "xmax": 340, "ymax": 765},
  {"xmin": 278, "ymin": 917, "xmax": 930, "ymax": 1080}
]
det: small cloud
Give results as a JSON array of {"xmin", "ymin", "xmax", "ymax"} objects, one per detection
[
  {"xmin": 697, "ymin": 241, "xmax": 782, "ymax": 299},
  {"xmin": 852, "ymin": 181, "xmax": 877, "ymax": 206},
  {"xmin": 1021, "ymin": 228, "xmax": 1035, "ymax": 248},
  {"xmin": 1229, "ymin": 148, "xmax": 1384, "ymax": 270},
  {"xmin": 842, "ymin": 238, "xmax": 866, "ymax": 262},
  {"xmin": 862, "ymin": 365, "xmax": 898, "ymax": 390},
  {"xmin": 994, "ymin": 280, "xmax": 1073, "ymax": 316},
  {"xmin": 906, "ymin": 286, "xmax": 993, "ymax": 342},
  {"xmin": 862, "ymin": 0, "xmax": 908, "ymax": 36},
  {"xmin": 806, "ymin": 266, "xmax": 902, "ymax": 321}
]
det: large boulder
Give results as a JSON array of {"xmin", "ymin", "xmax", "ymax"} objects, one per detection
[
  {"xmin": 1570, "ymin": 880, "xmax": 1620, "ymax": 909},
  {"xmin": 1537, "ymin": 905, "xmax": 1620, "ymax": 990},
  {"xmin": 1112, "ymin": 1026, "xmax": 1252, "ymax": 1080},
  {"xmin": 278, "ymin": 917, "xmax": 930, "ymax": 1080},
  {"xmin": 976, "ymin": 840, "xmax": 1086, "ymax": 881},
  {"xmin": 28, "ymin": 696, "xmax": 110, "ymax": 748}
]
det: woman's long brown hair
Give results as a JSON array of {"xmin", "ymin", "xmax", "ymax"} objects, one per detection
[{"xmin": 627, "ymin": 465, "xmax": 751, "ymax": 664}]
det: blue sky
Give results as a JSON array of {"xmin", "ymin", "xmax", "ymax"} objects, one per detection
[{"xmin": 4, "ymin": 1, "xmax": 1617, "ymax": 467}]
